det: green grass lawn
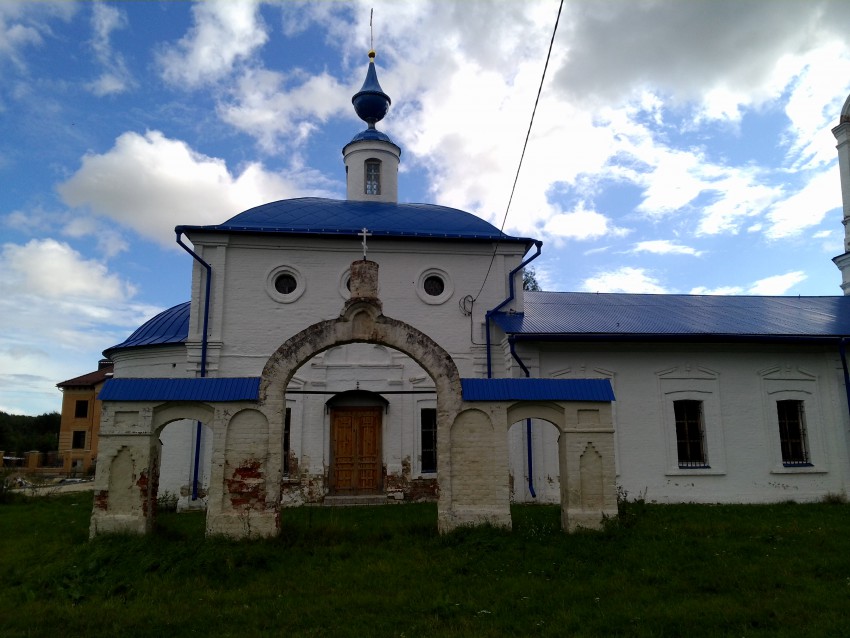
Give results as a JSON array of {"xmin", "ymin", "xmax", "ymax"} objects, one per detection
[{"xmin": 1, "ymin": 493, "xmax": 849, "ymax": 637}]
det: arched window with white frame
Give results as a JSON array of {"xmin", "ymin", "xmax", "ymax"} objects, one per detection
[{"xmin": 365, "ymin": 159, "xmax": 381, "ymax": 195}]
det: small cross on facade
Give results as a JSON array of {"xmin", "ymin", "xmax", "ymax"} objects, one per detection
[{"xmin": 359, "ymin": 227, "xmax": 372, "ymax": 260}]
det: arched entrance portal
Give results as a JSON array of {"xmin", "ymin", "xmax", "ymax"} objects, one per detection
[
  {"xmin": 90, "ymin": 260, "xmax": 617, "ymax": 539},
  {"xmin": 204, "ymin": 260, "xmax": 466, "ymax": 537}
]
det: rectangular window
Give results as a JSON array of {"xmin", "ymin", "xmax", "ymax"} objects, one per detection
[
  {"xmin": 674, "ymin": 400, "xmax": 708, "ymax": 468},
  {"xmin": 420, "ymin": 408, "xmax": 437, "ymax": 473},
  {"xmin": 777, "ymin": 400, "xmax": 810, "ymax": 466},
  {"xmin": 71, "ymin": 430, "xmax": 86, "ymax": 450},
  {"xmin": 283, "ymin": 408, "xmax": 292, "ymax": 476},
  {"xmin": 74, "ymin": 399, "xmax": 89, "ymax": 419},
  {"xmin": 365, "ymin": 160, "xmax": 381, "ymax": 195}
]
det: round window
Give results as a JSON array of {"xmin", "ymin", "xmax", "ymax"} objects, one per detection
[
  {"xmin": 275, "ymin": 273, "xmax": 298, "ymax": 295},
  {"xmin": 416, "ymin": 267, "xmax": 453, "ymax": 305},
  {"xmin": 423, "ymin": 275, "xmax": 445, "ymax": 297},
  {"xmin": 266, "ymin": 265, "xmax": 305, "ymax": 303},
  {"xmin": 338, "ymin": 269, "xmax": 352, "ymax": 300}
]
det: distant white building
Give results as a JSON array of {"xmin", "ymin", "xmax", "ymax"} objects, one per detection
[{"xmin": 91, "ymin": 53, "xmax": 850, "ymax": 538}]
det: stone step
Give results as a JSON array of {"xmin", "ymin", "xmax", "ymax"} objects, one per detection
[{"xmin": 320, "ymin": 494, "xmax": 388, "ymax": 507}]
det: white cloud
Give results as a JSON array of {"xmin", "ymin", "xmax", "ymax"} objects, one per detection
[
  {"xmin": 691, "ymin": 271, "xmax": 807, "ymax": 295},
  {"xmin": 544, "ymin": 204, "xmax": 623, "ymax": 241},
  {"xmin": 63, "ymin": 216, "xmax": 129, "ymax": 259},
  {"xmin": 0, "ymin": 2, "xmax": 75, "ymax": 69},
  {"xmin": 632, "ymin": 240, "xmax": 701, "ymax": 256},
  {"xmin": 158, "ymin": 0, "xmax": 267, "ymax": 88},
  {"xmin": 765, "ymin": 169, "xmax": 842, "ymax": 238},
  {"xmin": 697, "ymin": 178, "xmax": 779, "ymax": 236},
  {"xmin": 748, "ymin": 271, "xmax": 807, "ymax": 295},
  {"xmin": 0, "ymin": 238, "xmax": 159, "ymax": 415},
  {"xmin": 57, "ymin": 130, "xmax": 323, "ymax": 247},
  {"xmin": 689, "ymin": 285, "xmax": 746, "ymax": 296},
  {"xmin": 165, "ymin": 0, "xmax": 849, "ymax": 256},
  {"xmin": 783, "ymin": 43, "xmax": 850, "ymax": 170},
  {"xmin": 218, "ymin": 68, "xmax": 351, "ymax": 152},
  {"xmin": 582, "ymin": 267, "xmax": 668, "ymax": 294},
  {"xmin": 4, "ymin": 207, "xmax": 128, "ymax": 260},
  {"xmin": 1, "ymin": 238, "xmax": 134, "ymax": 301},
  {"xmin": 86, "ymin": 2, "xmax": 133, "ymax": 96},
  {"xmin": 552, "ymin": 1, "xmax": 850, "ymax": 114}
]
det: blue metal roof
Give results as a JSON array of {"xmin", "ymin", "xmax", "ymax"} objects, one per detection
[
  {"xmin": 461, "ymin": 378, "xmax": 615, "ymax": 402},
  {"xmin": 347, "ymin": 128, "xmax": 399, "ymax": 146},
  {"xmin": 98, "ymin": 377, "xmax": 260, "ymax": 402},
  {"xmin": 493, "ymin": 291, "xmax": 850, "ymax": 339},
  {"xmin": 177, "ymin": 197, "xmax": 532, "ymax": 244},
  {"xmin": 104, "ymin": 302, "xmax": 190, "ymax": 355}
]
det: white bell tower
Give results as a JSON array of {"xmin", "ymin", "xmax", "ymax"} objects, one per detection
[
  {"xmin": 343, "ymin": 50, "xmax": 401, "ymax": 204},
  {"xmin": 832, "ymin": 94, "xmax": 850, "ymax": 294}
]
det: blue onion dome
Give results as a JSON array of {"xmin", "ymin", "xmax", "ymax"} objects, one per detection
[{"xmin": 352, "ymin": 49, "xmax": 391, "ymax": 128}]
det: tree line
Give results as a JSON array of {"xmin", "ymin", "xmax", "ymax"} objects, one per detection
[{"xmin": 0, "ymin": 411, "xmax": 60, "ymax": 456}]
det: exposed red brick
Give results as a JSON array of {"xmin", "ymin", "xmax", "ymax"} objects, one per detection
[
  {"xmin": 94, "ymin": 490, "xmax": 109, "ymax": 510},
  {"xmin": 225, "ymin": 459, "xmax": 266, "ymax": 510}
]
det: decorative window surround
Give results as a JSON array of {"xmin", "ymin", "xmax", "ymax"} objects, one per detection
[
  {"xmin": 759, "ymin": 365, "xmax": 827, "ymax": 475},
  {"xmin": 266, "ymin": 265, "xmax": 305, "ymax": 303},
  {"xmin": 416, "ymin": 267, "xmax": 453, "ymax": 305},
  {"xmin": 658, "ymin": 366, "xmax": 727, "ymax": 476}
]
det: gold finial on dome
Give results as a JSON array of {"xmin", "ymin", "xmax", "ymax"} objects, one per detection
[{"xmin": 368, "ymin": 49, "xmax": 376, "ymax": 61}]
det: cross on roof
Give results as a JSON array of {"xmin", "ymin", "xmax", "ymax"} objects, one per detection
[{"xmin": 359, "ymin": 227, "xmax": 372, "ymax": 260}]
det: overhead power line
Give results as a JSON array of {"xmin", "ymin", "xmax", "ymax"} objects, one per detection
[{"xmin": 473, "ymin": 0, "xmax": 565, "ymax": 301}]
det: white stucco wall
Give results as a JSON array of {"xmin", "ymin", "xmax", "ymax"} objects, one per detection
[
  {"xmin": 184, "ymin": 234, "xmax": 527, "ymax": 380},
  {"xmin": 104, "ymin": 230, "xmax": 850, "ymax": 509},
  {"xmin": 526, "ymin": 342, "xmax": 850, "ymax": 503}
]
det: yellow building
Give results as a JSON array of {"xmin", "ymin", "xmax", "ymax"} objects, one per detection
[{"xmin": 56, "ymin": 361, "xmax": 113, "ymax": 475}]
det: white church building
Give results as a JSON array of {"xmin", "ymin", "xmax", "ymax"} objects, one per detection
[{"xmin": 90, "ymin": 51, "xmax": 850, "ymax": 538}]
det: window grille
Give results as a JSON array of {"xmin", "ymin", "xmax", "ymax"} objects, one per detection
[
  {"xmin": 420, "ymin": 408, "xmax": 437, "ymax": 473},
  {"xmin": 674, "ymin": 399, "xmax": 708, "ymax": 468},
  {"xmin": 283, "ymin": 408, "xmax": 292, "ymax": 476},
  {"xmin": 777, "ymin": 400, "xmax": 811, "ymax": 466},
  {"xmin": 365, "ymin": 160, "xmax": 381, "ymax": 195}
]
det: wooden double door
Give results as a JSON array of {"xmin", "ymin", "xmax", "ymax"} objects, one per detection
[{"xmin": 330, "ymin": 407, "xmax": 382, "ymax": 494}]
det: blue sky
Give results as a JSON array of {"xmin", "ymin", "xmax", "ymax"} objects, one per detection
[{"xmin": 2, "ymin": 0, "xmax": 850, "ymax": 415}]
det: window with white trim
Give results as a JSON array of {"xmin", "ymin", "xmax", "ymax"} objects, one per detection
[
  {"xmin": 265, "ymin": 265, "xmax": 305, "ymax": 303},
  {"xmin": 365, "ymin": 159, "xmax": 381, "ymax": 195},
  {"xmin": 776, "ymin": 399, "xmax": 810, "ymax": 466},
  {"xmin": 760, "ymin": 366, "xmax": 824, "ymax": 473},
  {"xmin": 658, "ymin": 366, "xmax": 726, "ymax": 475},
  {"xmin": 673, "ymin": 399, "xmax": 708, "ymax": 468}
]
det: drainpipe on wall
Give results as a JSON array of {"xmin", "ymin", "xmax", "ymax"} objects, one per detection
[
  {"xmin": 839, "ymin": 338, "xmax": 850, "ymax": 422},
  {"xmin": 485, "ymin": 240, "xmax": 542, "ymax": 379},
  {"xmin": 176, "ymin": 231, "xmax": 212, "ymax": 501},
  {"xmin": 509, "ymin": 336, "xmax": 536, "ymax": 499}
]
